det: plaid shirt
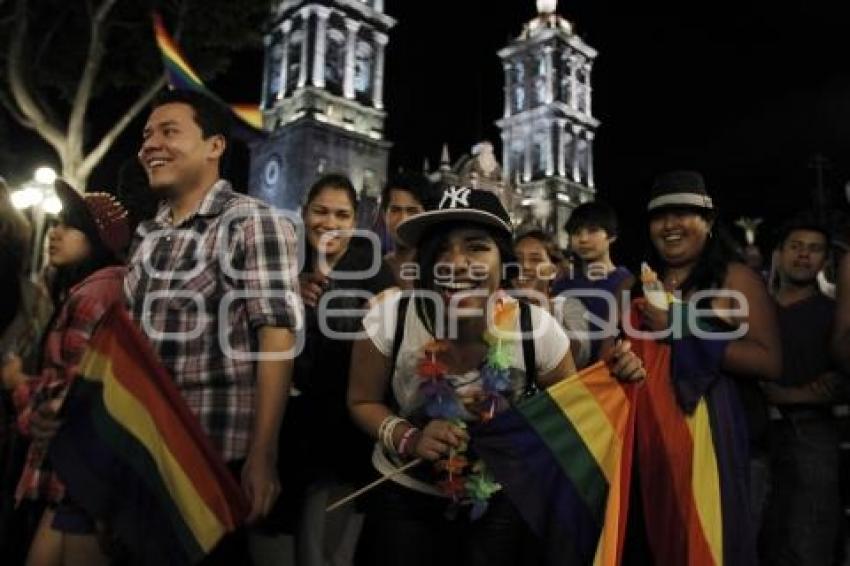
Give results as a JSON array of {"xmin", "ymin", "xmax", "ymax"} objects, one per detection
[
  {"xmin": 124, "ymin": 180, "xmax": 299, "ymax": 462},
  {"xmin": 14, "ymin": 266, "xmax": 125, "ymax": 503}
]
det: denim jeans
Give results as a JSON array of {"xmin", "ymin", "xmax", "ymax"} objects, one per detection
[
  {"xmin": 359, "ymin": 481, "xmax": 537, "ymax": 566},
  {"xmin": 760, "ymin": 411, "xmax": 842, "ymax": 566}
]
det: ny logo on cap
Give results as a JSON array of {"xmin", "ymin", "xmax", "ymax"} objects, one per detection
[{"xmin": 439, "ymin": 186, "xmax": 471, "ymax": 209}]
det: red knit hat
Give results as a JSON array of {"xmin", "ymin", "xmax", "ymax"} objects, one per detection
[{"xmin": 54, "ymin": 179, "xmax": 131, "ymax": 257}]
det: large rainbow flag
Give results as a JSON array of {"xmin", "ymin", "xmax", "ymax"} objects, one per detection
[
  {"xmin": 152, "ymin": 12, "xmax": 264, "ymax": 131},
  {"xmin": 471, "ymin": 361, "xmax": 636, "ymax": 566},
  {"xmin": 629, "ymin": 312, "xmax": 755, "ymax": 565},
  {"xmin": 48, "ymin": 306, "xmax": 249, "ymax": 565}
]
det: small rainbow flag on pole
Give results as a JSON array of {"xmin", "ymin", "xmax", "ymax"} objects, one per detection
[
  {"xmin": 471, "ymin": 361, "xmax": 636, "ymax": 566},
  {"xmin": 152, "ymin": 12, "xmax": 264, "ymax": 131},
  {"xmin": 49, "ymin": 307, "xmax": 249, "ymax": 565}
]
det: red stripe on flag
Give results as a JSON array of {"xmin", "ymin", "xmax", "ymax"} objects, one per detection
[
  {"xmin": 631, "ymin": 333, "xmax": 716, "ymax": 566},
  {"xmin": 89, "ymin": 307, "xmax": 249, "ymax": 526}
]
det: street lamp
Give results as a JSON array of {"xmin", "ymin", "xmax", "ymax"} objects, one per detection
[
  {"xmin": 9, "ymin": 166, "xmax": 60, "ymax": 278},
  {"xmin": 34, "ymin": 166, "xmax": 57, "ymax": 185}
]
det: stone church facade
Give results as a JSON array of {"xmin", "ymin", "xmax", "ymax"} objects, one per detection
[
  {"xmin": 249, "ymin": 0, "xmax": 596, "ymax": 245},
  {"xmin": 249, "ymin": 0, "xmax": 395, "ymax": 212}
]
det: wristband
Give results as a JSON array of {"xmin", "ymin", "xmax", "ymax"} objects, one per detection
[
  {"xmin": 377, "ymin": 415, "xmax": 407, "ymax": 455},
  {"xmin": 396, "ymin": 426, "xmax": 420, "ymax": 457}
]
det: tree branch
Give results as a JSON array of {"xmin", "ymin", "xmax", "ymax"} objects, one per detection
[
  {"xmin": 77, "ymin": 74, "xmax": 166, "ymax": 181},
  {"xmin": 0, "ymin": 87, "xmax": 33, "ymax": 128},
  {"xmin": 67, "ymin": 0, "xmax": 119, "ymax": 158},
  {"xmin": 6, "ymin": 0, "xmax": 65, "ymax": 150}
]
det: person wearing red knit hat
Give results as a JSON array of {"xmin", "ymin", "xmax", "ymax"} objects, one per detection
[{"xmin": 1, "ymin": 179, "xmax": 131, "ymax": 566}]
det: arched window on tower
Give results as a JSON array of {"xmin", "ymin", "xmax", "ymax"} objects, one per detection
[
  {"xmin": 576, "ymin": 69, "xmax": 587, "ymax": 114},
  {"xmin": 324, "ymin": 25, "xmax": 346, "ymax": 95},
  {"xmin": 534, "ymin": 55, "xmax": 547, "ymax": 106},
  {"xmin": 287, "ymin": 27, "xmax": 305, "ymax": 92},
  {"xmin": 354, "ymin": 39, "xmax": 373, "ymax": 103},
  {"xmin": 265, "ymin": 31, "xmax": 284, "ymax": 104},
  {"xmin": 576, "ymin": 137, "xmax": 588, "ymax": 184},
  {"xmin": 560, "ymin": 57, "xmax": 573, "ymax": 106},
  {"xmin": 534, "ymin": 77, "xmax": 547, "ymax": 107},
  {"xmin": 513, "ymin": 62, "xmax": 526, "ymax": 112},
  {"xmin": 537, "ymin": 54, "xmax": 547, "ymax": 76},
  {"xmin": 561, "ymin": 130, "xmax": 575, "ymax": 176},
  {"xmin": 532, "ymin": 133, "xmax": 546, "ymax": 177},
  {"xmin": 510, "ymin": 140, "xmax": 525, "ymax": 183}
]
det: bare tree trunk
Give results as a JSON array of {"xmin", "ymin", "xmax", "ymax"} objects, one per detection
[
  {"xmin": 3, "ymin": 0, "xmax": 165, "ymax": 189},
  {"xmin": 74, "ymin": 75, "xmax": 167, "ymax": 185}
]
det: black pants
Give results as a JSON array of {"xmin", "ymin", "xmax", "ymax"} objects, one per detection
[
  {"xmin": 760, "ymin": 413, "xmax": 842, "ymax": 566},
  {"xmin": 359, "ymin": 481, "xmax": 537, "ymax": 566}
]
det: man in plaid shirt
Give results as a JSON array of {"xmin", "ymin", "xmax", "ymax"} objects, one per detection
[{"xmin": 126, "ymin": 90, "xmax": 300, "ymax": 536}]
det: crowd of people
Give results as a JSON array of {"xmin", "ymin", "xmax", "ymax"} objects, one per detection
[{"xmin": 0, "ymin": 88, "xmax": 848, "ymax": 565}]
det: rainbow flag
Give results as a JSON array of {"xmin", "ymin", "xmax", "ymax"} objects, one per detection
[
  {"xmin": 471, "ymin": 362, "xmax": 635, "ymax": 566},
  {"xmin": 629, "ymin": 316, "xmax": 755, "ymax": 565},
  {"xmin": 48, "ymin": 306, "xmax": 249, "ymax": 565},
  {"xmin": 152, "ymin": 13, "xmax": 263, "ymax": 131}
]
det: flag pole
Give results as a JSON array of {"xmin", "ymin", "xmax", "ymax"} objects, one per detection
[{"xmin": 326, "ymin": 458, "xmax": 424, "ymax": 512}]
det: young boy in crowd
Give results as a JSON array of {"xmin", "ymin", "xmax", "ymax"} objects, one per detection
[
  {"xmin": 553, "ymin": 201, "xmax": 634, "ymax": 360},
  {"xmin": 380, "ymin": 173, "xmax": 435, "ymax": 289}
]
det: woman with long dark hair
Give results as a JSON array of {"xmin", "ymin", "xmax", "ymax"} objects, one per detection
[
  {"xmin": 274, "ymin": 174, "xmax": 395, "ymax": 566},
  {"xmin": 627, "ymin": 171, "xmax": 781, "ymax": 565},
  {"xmin": 1, "ymin": 180, "xmax": 130, "ymax": 566},
  {"xmin": 349, "ymin": 187, "xmax": 644, "ymax": 566}
]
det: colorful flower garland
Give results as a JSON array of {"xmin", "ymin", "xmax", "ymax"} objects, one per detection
[{"xmin": 414, "ymin": 294, "xmax": 519, "ymax": 519}]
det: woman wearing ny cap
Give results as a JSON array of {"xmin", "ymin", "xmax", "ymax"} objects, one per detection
[
  {"xmin": 1, "ymin": 180, "xmax": 130, "ymax": 566},
  {"xmin": 627, "ymin": 171, "xmax": 781, "ymax": 565},
  {"xmin": 348, "ymin": 186, "xmax": 644, "ymax": 566}
]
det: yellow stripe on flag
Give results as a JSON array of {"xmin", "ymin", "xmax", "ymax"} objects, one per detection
[
  {"xmin": 153, "ymin": 19, "xmax": 204, "ymax": 86},
  {"xmin": 687, "ymin": 399, "xmax": 723, "ymax": 566},
  {"xmin": 84, "ymin": 350, "xmax": 226, "ymax": 552},
  {"xmin": 547, "ymin": 365, "xmax": 630, "ymax": 566},
  {"xmin": 232, "ymin": 104, "xmax": 263, "ymax": 129},
  {"xmin": 551, "ymin": 372, "xmax": 621, "ymax": 484},
  {"xmin": 580, "ymin": 362, "xmax": 631, "ymax": 442}
]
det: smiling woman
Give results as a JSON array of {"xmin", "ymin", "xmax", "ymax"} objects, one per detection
[
  {"xmin": 626, "ymin": 170, "xmax": 782, "ymax": 565},
  {"xmin": 271, "ymin": 173, "xmax": 396, "ymax": 565},
  {"xmin": 303, "ymin": 174, "xmax": 358, "ymax": 269},
  {"xmin": 347, "ymin": 187, "xmax": 580, "ymax": 566}
]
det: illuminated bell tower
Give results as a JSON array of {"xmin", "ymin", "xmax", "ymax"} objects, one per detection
[
  {"xmin": 249, "ymin": 0, "xmax": 396, "ymax": 211},
  {"xmin": 497, "ymin": 0, "xmax": 599, "ymax": 246}
]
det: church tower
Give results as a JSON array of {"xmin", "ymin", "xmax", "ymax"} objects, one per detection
[
  {"xmin": 249, "ymin": 1, "xmax": 395, "ymax": 210},
  {"xmin": 497, "ymin": 0, "xmax": 598, "ymax": 245}
]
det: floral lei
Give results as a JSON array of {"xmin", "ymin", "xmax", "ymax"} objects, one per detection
[{"xmin": 415, "ymin": 293, "xmax": 519, "ymax": 519}]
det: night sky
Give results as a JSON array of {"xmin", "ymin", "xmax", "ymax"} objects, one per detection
[
  {"xmin": 376, "ymin": 0, "xmax": 850, "ymax": 255},
  {"xmin": 5, "ymin": 0, "xmax": 850, "ymax": 256}
]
